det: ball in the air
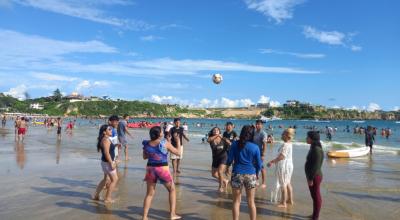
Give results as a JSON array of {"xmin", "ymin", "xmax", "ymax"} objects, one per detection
[{"xmin": 212, "ymin": 73, "xmax": 223, "ymax": 84}]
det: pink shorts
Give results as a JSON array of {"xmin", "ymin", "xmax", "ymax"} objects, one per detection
[
  {"xmin": 101, "ymin": 161, "xmax": 117, "ymax": 175},
  {"xmin": 144, "ymin": 166, "xmax": 173, "ymax": 184}
]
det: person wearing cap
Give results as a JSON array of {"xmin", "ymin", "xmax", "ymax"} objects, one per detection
[
  {"xmin": 253, "ymin": 119, "xmax": 268, "ymax": 188},
  {"xmin": 169, "ymin": 118, "xmax": 189, "ymax": 176}
]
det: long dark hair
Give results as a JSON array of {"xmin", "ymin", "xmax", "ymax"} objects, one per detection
[
  {"xmin": 208, "ymin": 127, "xmax": 220, "ymax": 137},
  {"xmin": 238, "ymin": 125, "xmax": 255, "ymax": 148},
  {"xmin": 97, "ymin": 124, "xmax": 109, "ymax": 152},
  {"xmin": 307, "ymin": 131, "xmax": 322, "ymax": 148},
  {"xmin": 150, "ymin": 126, "xmax": 162, "ymax": 141}
]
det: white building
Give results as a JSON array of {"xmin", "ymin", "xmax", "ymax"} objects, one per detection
[{"xmin": 30, "ymin": 103, "xmax": 44, "ymax": 110}]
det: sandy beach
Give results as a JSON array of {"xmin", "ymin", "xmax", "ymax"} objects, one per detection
[{"xmin": 0, "ymin": 125, "xmax": 399, "ymax": 220}]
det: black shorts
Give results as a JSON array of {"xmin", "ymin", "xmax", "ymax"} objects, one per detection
[
  {"xmin": 57, "ymin": 127, "xmax": 62, "ymax": 134},
  {"xmin": 212, "ymin": 155, "xmax": 227, "ymax": 169}
]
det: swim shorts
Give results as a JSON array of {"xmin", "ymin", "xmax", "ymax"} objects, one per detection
[
  {"xmin": 144, "ymin": 166, "xmax": 173, "ymax": 184},
  {"xmin": 101, "ymin": 161, "xmax": 117, "ymax": 175},
  {"xmin": 231, "ymin": 173, "xmax": 257, "ymax": 189},
  {"xmin": 18, "ymin": 128, "xmax": 26, "ymax": 135}
]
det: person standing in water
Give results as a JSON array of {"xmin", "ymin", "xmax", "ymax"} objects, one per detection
[
  {"xmin": 117, "ymin": 114, "xmax": 133, "ymax": 161},
  {"xmin": 207, "ymin": 127, "xmax": 229, "ymax": 192},
  {"xmin": 93, "ymin": 125, "xmax": 118, "ymax": 203},
  {"xmin": 14, "ymin": 116, "xmax": 20, "ymax": 140},
  {"xmin": 56, "ymin": 117, "xmax": 62, "ymax": 140},
  {"xmin": 1, "ymin": 115, "xmax": 6, "ymax": 128},
  {"xmin": 142, "ymin": 126, "xmax": 182, "ymax": 220},
  {"xmin": 17, "ymin": 116, "xmax": 27, "ymax": 142},
  {"xmin": 170, "ymin": 118, "xmax": 189, "ymax": 176},
  {"xmin": 226, "ymin": 125, "xmax": 262, "ymax": 220},
  {"xmin": 365, "ymin": 126, "xmax": 375, "ymax": 153},
  {"xmin": 305, "ymin": 131, "xmax": 324, "ymax": 220},
  {"xmin": 267, "ymin": 128, "xmax": 295, "ymax": 208},
  {"xmin": 253, "ymin": 120, "xmax": 268, "ymax": 188}
]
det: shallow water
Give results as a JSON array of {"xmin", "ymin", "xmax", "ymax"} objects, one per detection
[{"xmin": 0, "ymin": 124, "xmax": 399, "ymax": 220}]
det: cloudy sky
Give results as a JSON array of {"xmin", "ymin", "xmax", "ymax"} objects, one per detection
[{"xmin": 0, "ymin": 0, "xmax": 399, "ymax": 111}]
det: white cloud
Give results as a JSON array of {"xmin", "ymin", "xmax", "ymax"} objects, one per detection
[
  {"xmin": 140, "ymin": 35, "xmax": 163, "ymax": 42},
  {"xmin": 393, "ymin": 106, "xmax": 399, "ymax": 111},
  {"xmin": 351, "ymin": 45, "xmax": 362, "ymax": 51},
  {"xmin": 244, "ymin": 0, "xmax": 305, "ymax": 23},
  {"xmin": 367, "ymin": 102, "xmax": 381, "ymax": 112},
  {"xmin": 303, "ymin": 26, "xmax": 362, "ymax": 52},
  {"xmin": 269, "ymin": 101, "xmax": 280, "ymax": 107},
  {"xmin": 4, "ymin": 84, "xmax": 28, "ymax": 100},
  {"xmin": 0, "ymin": 29, "xmax": 320, "ymax": 83},
  {"xmin": 76, "ymin": 80, "xmax": 110, "ymax": 92},
  {"xmin": 31, "ymin": 72, "xmax": 78, "ymax": 81},
  {"xmin": 258, "ymin": 95, "xmax": 270, "ymax": 104},
  {"xmin": 303, "ymin": 26, "xmax": 346, "ymax": 45},
  {"xmin": 11, "ymin": 0, "xmax": 152, "ymax": 30},
  {"xmin": 260, "ymin": 48, "xmax": 325, "ymax": 58}
]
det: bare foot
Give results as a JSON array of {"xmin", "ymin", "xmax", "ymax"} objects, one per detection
[
  {"xmin": 177, "ymin": 170, "xmax": 181, "ymax": 174},
  {"xmin": 261, "ymin": 184, "xmax": 267, "ymax": 189},
  {"xmin": 287, "ymin": 200, "xmax": 294, "ymax": 205},
  {"xmin": 142, "ymin": 217, "xmax": 148, "ymax": 220},
  {"xmin": 277, "ymin": 203, "xmax": 287, "ymax": 208},
  {"xmin": 218, "ymin": 187, "xmax": 224, "ymax": 193},
  {"xmin": 92, "ymin": 195, "xmax": 100, "ymax": 201},
  {"xmin": 125, "ymin": 157, "xmax": 130, "ymax": 161},
  {"xmin": 170, "ymin": 214, "xmax": 182, "ymax": 219}
]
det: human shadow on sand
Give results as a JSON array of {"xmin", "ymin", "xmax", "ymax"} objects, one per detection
[
  {"xmin": 32, "ymin": 186, "xmax": 92, "ymax": 199},
  {"xmin": 128, "ymin": 206, "xmax": 207, "ymax": 220},
  {"xmin": 332, "ymin": 191, "xmax": 400, "ymax": 202},
  {"xmin": 41, "ymin": 177, "xmax": 96, "ymax": 188},
  {"xmin": 176, "ymin": 182, "xmax": 233, "ymax": 200},
  {"xmin": 197, "ymin": 199, "xmax": 309, "ymax": 220},
  {"xmin": 57, "ymin": 200, "xmax": 136, "ymax": 220}
]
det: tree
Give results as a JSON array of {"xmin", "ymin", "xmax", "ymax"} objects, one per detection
[{"xmin": 53, "ymin": 88, "xmax": 62, "ymax": 102}]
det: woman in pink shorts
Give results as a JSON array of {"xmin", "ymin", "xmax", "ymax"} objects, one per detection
[{"xmin": 142, "ymin": 126, "xmax": 182, "ymax": 220}]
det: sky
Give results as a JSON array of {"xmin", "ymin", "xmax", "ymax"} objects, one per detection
[{"xmin": 0, "ymin": 0, "xmax": 399, "ymax": 111}]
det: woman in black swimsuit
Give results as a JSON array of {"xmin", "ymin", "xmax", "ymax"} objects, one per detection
[{"xmin": 207, "ymin": 127, "xmax": 229, "ymax": 192}]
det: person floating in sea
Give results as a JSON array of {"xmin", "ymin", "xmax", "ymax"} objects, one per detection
[
  {"xmin": 226, "ymin": 125, "xmax": 262, "ymax": 220},
  {"xmin": 365, "ymin": 126, "xmax": 375, "ymax": 153},
  {"xmin": 142, "ymin": 126, "xmax": 182, "ymax": 220},
  {"xmin": 117, "ymin": 114, "xmax": 133, "ymax": 161},
  {"xmin": 267, "ymin": 128, "xmax": 295, "ymax": 208},
  {"xmin": 207, "ymin": 127, "xmax": 229, "ymax": 192},
  {"xmin": 305, "ymin": 131, "xmax": 324, "ymax": 220},
  {"xmin": 253, "ymin": 119, "xmax": 268, "ymax": 188},
  {"xmin": 93, "ymin": 125, "xmax": 118, "ymax": 203},
  {"xmin": 170, "ymin": 118, "xmax": 189, "ymax": 176}
]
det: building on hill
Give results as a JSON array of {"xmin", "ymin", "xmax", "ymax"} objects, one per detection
[
  {"xmin": 284, "ymin": 100, "xmax": 300, "ymax": 107},
  {"xmin": 30, "ymin": 103, "xmax": 44, "ymax": 110}
]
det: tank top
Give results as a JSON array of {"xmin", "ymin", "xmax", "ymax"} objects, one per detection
[
  {"xmin": 142, "ymin": 139, "xmax": 168, "ymax": 166},
  {"xmin": 101, "ymin": 140, "xmax": 116, "ymax": 162}
]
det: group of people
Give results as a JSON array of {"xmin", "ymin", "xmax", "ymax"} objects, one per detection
[{"xmin": 93, "ymin": 116, "xmax": 324, "ymax": 220}]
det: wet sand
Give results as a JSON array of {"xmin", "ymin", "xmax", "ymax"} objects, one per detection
[{"xmin": 0, "ymin": 126, "xmax": 399, "ymax": 220}]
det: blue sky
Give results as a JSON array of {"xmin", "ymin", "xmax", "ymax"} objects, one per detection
[{"xmin": 0, "ymin": 0, "xmax": 399, "ymax": 111}]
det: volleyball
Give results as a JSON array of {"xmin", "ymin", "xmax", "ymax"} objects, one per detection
[{"xmin": 212, "ymin": 73, "xmax": 223, "ymax": 84}]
